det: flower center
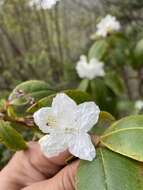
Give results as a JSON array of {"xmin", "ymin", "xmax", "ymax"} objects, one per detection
[
  {"xmin": 107, "ymin": 26, "xmax": 113, "ymax": 32},
  {"xmin": 46, "ymin": 116, "xmax": 79, "ymax": 134},
  {"xmin": 46, "ymin": 116, "xmax": 57, "ymax": 127},
  {"xmin": 65, "ymin": 128, "xmax": 75, "ymax": 133}
]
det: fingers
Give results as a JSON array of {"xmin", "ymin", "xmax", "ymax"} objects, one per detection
[
  {"xmin": 26, "ymin": 141, "xmax": 71, "ymax": 177},
  {"xmin": 0, "ymin": 141, "xmax": 72, "ymax": 188},
  {"xmin": 22, "ymin": 160, "xmax": 79, "ymax": 190}
]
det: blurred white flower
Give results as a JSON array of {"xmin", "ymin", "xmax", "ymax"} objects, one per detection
[
  {"xmin": 135, "ymin": 100, "xmax": 143, "ymax": 110},
  {"xmin": 29, "ymin": 0, "xmax": 60, "ymax": 10},
  {"xmin": 76, "ymin": 55, "xmax": 105, "ymax": 80},
  {"xmin": 96, "ymin": 14, "xmax": 121, "ymax": 37},
  {"xmin": 34, "ymin": 93, "xmax": 100, "ymax": 161}
]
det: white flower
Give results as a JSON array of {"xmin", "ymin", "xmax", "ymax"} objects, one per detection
[
  {"xmin": 96, "ymin": 14, "xmax": 121, "ymax": 37},
  {"xmin": 34, "ymin": 93, "xmax": 100, "ymax": 161},
  {"xmin": 135, "ymin": 100, "xmax": 143, "ymax": 110},
  {"xmin": 76, "ymin": 55, "xmax": 105, "ymax": 80},
  {"xmin": 29, "ymin": 0, "xmax": 60, "ymax": 10}
]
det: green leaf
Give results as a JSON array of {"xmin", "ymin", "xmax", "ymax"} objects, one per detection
[
  {"xmin": 0, "ymin": 120, "xmax": 27, "ymax": 150},
  {"xmin": 135, "ymin": 39, "xmax": 143, "ymax": 59},
  {"xmin": 134, "ymin": 38, "xmax": 143, "ymax": 68},
  {"xmin": 90, "ymin": 79, "xmax": 117, "ymax": 116},
  {"xmin": 90, "ymin": 111, "xmax": 115, "ymax": 136},
  {"xmin": 107, "ymin": 35, "xmax": 129, "ymax": 66},
  {"xmin": 78, "ymin": 79, "xmax": 89, "ymax": 92},
  {"xmin": 8, "ymin": 80, "xmax": 55, "ymax": 116},
  {"xmin": 9, "ymin": 80, "xmax": 55, "ymax": 103},
  {"xmin": 27, "ymin": 90, "xmax": 93, "ymax": 113},
  {"xmin": 88, "ymin": 40, "xmax": 108, "ymax": 60},
  {"xmin": 101, "ymin": 115, "xmax": 143, "ymax": 162},
  {"xmin": 77, "ymin": 148, "xmax": 143, "ymax": 190},
  {"xmin": 104, "ymin": 72, "xmax": 125, "ymax": 96}
]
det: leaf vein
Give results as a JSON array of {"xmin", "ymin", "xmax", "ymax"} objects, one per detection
[
  {"xmin": 100, "ymin": 149, "xmax": 108, "ymax": 190},
  {"xmin": 101, "ymin": 127, "xmax": 143, "ymax": 138}
]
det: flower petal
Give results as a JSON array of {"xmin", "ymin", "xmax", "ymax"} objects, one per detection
[
  {"xmin": 39, "ymin": 133, "xmax": 69, "ymax": 158},
  {"xmin": 33, "ymin": 107, "xmax": 53, "ymax": 133},
  {"xmin": 69, "ymin": 133, "xmax": 96, "ymax": 161},
  {"xmin": 90, "ymin": 58, "xmax": 105, "ymax": 77},
  {"xmin": 76, "ymin": 55, "xmax": 88, "ymax": 79},
  {"xmin": 52, "ymin": 93, "xmax": 77, "ymax": 127},
  {"xmin": 96, "ymin": 14, "xmax": 121, "ymax": 37},
  {"xmin": 76, "ymin": 56, "xmax": 105, "ymax": 80},
  {"xmin": 75, "ymin": 102, "xmax": 100, "ymax": 132}
]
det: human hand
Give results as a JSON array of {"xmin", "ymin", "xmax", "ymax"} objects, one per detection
[{"xmin": 0, "ymin": 142, "xmax": 79, "ymax": 190}]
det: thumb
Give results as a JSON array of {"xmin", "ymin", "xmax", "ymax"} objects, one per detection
[
  {"xmin": 25, "ymin": 141, "xmax": 72, "ymax": 178},
  {"xmin": 22, "ymin": 160, "xmax": 79, "ymax": 190},
  {"xmin": 0, "ymin": 141, "xmax": 72, "ymax": 189}
]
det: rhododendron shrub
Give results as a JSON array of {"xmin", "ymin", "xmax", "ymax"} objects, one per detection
[
  {"xmin": 0, "ymin": 12, "xmax": 143, "ymax": 190},
  {"xmin": 0, "ymin": 79, "xmax": 143, "ymax": 190}
]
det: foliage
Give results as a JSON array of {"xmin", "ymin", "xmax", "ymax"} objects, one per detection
[
  {"xmin": 77, "ymin": 148, "xmax": 143, "ymax": 190},
  {"xmin": 0, "ymin": 79, "xmax": 142, "ymax": 189}
]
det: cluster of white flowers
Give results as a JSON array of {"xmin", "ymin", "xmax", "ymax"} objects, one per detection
[
  {"xmin": 96, "ymin": 14, "xmax": 121, "ymax": 37},
  {"xmin": 76, "ymin": 55, "xmax": 105, "ymax": 80},
  {"xmin": 135, "ymin": 100, "xmax": 143, "ymax": 110},
  {"xmin": 29, "ymin": 0, "xmax": 60, "ymax": 10},
  {"xmin": 34, "ymin": 93, "xmax": 100, "ymax": 161}
]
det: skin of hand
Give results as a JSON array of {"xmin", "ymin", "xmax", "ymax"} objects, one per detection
[{"xmin": 0, "ymin": 142, "xmax": 79, "ymax": 190}]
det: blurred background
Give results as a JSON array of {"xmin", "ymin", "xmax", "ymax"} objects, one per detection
[{"xmin": 0, "ymin": 0, "xmax": 143, "ymax": 98}]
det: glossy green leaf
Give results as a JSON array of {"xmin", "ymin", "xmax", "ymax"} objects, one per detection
[
  {"xmin": 104, "ymin": 72, "xmax": 125, "ymax": 96},
  {"xmin": 8, "ymin": 80, "xmax": 55, "ymax": 116},
  {"xmin": 27, "ymin": 90, "xmax": 93, "ymax": 113},
  {"xmin": 10, "ymin": 80, "xmax": 54, "ymax": 96},
  {"xmin": 9, "ymin": 80, "xmax": 55, "ymax": 103},
  {"xmin": 90, "ymin": 111, "xmax": 115, "ymax": 136},
  {"xmin": 0, "ymin": 120, "xmax": 27, "ymax": 150},
  {"xmin": 88, "ymin": 40, "xmax": 108, "ymax": 60},
  {"xmin": 77, "ymin": 148, "xmax": 143, "ymax": 190},
  {"xmin": 101, "ymin": 115, "xmax": 143, "ymax": 161}
]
